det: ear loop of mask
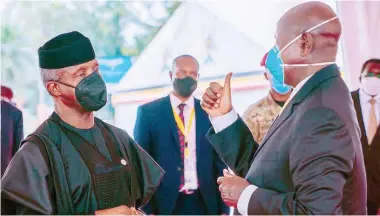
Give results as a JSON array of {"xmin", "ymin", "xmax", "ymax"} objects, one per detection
[
  {"xmin": 278, "ymin": 16, "xmax": 338, "ymax": 67},
  {"xmin": 281, "ymin": 62, "xmax": 336, "ymax": 67},
  {"xmin": 57, "ymin": 81, "xmax": 76, "ymax": 89}
]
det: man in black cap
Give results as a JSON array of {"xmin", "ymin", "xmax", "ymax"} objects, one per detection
[{"xmin": 1, "ymin": 31, "xmax": 164, "ymax": 215}]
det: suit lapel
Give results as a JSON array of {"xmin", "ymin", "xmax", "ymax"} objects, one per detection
[
  {"xmin": 373, "ymin": 126, "xmax": 380, "ymax": 147},
  {"xmin": 253, "ymin": 64, "xmax": 341, "ymax": 158},
  {"xmin": 162, "ymin": 95, "xmax": 181, "ymax": 151},
  {"xmin": 369, "ymin": 118, "xmax": 380, "ymax": 148},
  {"xmin": 352, "ymin": 90, "xmax": 369, "ymax": 145},
  {"xmin": 253, "ymin": 102, "xmax": 295, "ymax": 157},
  {"xmin": 195, "ymin": 99, "xmax": 208, "ymax": 158}
]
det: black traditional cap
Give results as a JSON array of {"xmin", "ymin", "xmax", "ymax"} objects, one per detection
[{"xmin": 38, "ymin": 31, "xmax": 95, "ymax": 69}]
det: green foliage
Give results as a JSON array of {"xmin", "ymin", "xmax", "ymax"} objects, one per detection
[{"xmin": 1, "ymin": 1, "xmax": 181, "ymax": 114}]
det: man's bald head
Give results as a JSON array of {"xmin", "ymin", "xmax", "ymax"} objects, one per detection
[
  {"xmin": 170, "ymin": 54, "xmax": 199, "ymax": 81},
  {"xmin": 275, "ymin": 1, "xmax": 342, "ymax": 87},
  {"xmin": 172, "ymin": 55, "xmax": 199, "ymax": 72},
  {"xmin": 277, "ymin": 1, "xmax": 341, "ymax": 42}
]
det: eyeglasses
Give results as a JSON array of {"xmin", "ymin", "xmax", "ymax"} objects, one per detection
[{"xmin": 363, "ymin": 71, "xmax": 380, "ymax": 79}]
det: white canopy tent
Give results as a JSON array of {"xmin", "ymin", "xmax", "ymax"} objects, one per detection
[
  {"xmin": 116, "ymin": 1, "xmax": 266, "ymax": 92},
  {"xmin": 197, "ymin": 0, "xmax": 380, "ymax": 90},
  {"xmin": 337, "ymin": 0, "xmax": 380, "ymax": 89},
  {"xmin": 111, "ymin": 0, "xmax": 379, "ymax": 134}
]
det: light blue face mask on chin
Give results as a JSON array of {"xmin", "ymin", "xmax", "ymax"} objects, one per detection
[
  {"xmin": 266, "ymin": 16, "xmax": 338, "ymax": 86},
  {"xmin": 266, "ymin": 68, "xmax": 292, "ymax": 95}
]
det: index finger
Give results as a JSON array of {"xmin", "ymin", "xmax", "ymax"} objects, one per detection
[
  {"xmin": 117, "ymin": 205, "xmax": 133, "ymax": 214},
  {"xmin": 206, "ymin": 87, "xmax": 219, "ymax": 101},
  {"xmin": 217, "ymin": 176, "xmax": 225, "ymax": 184},
  {"xmin": 223, "ymin": 169, "xmax": 234, "ymax": 177},
  {"xmin": 130, "ymin": 207, "xmax": 137, "ymax": 215},
  {"xmin": 210, "ymin": 82, "xmax": 223, "ymax": 97}
]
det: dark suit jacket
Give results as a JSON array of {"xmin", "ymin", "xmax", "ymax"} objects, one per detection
[
  {"xmin": 134, "ymin": 95, "xmax": 229, "ymax": 215},
  {"xmin": 351, "ymin": 89, "xmax": 380, "ymax": 204},
  {"xmin": 208, "ymin": 65, "xmax": 367, "ymax": 214},
  {"xmin": 1, "ymin": 100, "xmax": 23, "ymax": 177}
]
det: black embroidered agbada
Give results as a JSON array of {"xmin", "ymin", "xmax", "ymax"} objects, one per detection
[
  {"xmin": 1, "ymin": 112, "xmax": 164, "ymax": 214},
  {"xmin": 1, "ymin": 31, "xmax": 164, "ymax": 215}
]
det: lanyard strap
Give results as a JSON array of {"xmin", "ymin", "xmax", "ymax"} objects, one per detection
[{"xmin": 172, "ymin": 107, "xmax": 195, "ymax": 144}]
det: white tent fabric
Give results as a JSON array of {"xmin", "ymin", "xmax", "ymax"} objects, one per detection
[
  {"xmin": 197, "ymin": 0, "xmax": 338, "ymax": 51},
  {"xmin": 116, "ymin": 1, "xmax": 266, "ymax": 91},
  {"xmin": 337, "ymin": 1, "xmax": 380, "ymax": 90}
]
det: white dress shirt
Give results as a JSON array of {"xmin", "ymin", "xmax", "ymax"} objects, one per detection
[
  {"xmin": 210, "ymin": 74, "xmax": 314, "ymax": 215},
  {"xmin": 170, "ymin": 93, "xmax": 198, "ymax": 191},
  {"xmin": 359, "ymin": 88, "xmax": 380, "ymax": 138}
]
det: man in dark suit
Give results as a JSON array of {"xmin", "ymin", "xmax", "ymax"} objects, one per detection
[
  {"xmin": 201, "ymin": 2, "xmax": 366, "ymax": 215},
  {"xmin": 1, "ymin": 86, "xmax": 24, "ymax": 177},
  {"xmin": 351, "ymin": 58, "xmax": 380, "ymax": 214},
  {"xmin": 134, "ymin": 55, "xmax": 229, "ymax": 215}
]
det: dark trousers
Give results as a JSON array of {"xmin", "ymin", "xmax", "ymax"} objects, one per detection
[
  {"xmin": 172, "ymin": 190, "xmax": 208, "ymax": 215},
  {"xmin": 368, "ymin": 201, "xmax": 379, "ymax": 215}
]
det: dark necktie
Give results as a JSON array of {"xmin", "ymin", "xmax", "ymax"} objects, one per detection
[{"xmin": 177, "ymin": 103, "xmax": 186, "ymax": 189}]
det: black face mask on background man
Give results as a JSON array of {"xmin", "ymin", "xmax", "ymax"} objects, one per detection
[
  {"xmin": 173, "ymin": 76, "xmax": 198, "ymax": 97},
  {"xmin": 58, "ymin": 71, "xmax": 107, "ymax": 111}
]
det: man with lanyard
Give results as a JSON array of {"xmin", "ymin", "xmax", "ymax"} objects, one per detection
[
  {"xmin": 1, "ymin": 31, "xmax": 164, "ymax": 215},
  {"xmin": 134, "ymin": 55, "xmax": 229, "ymax": 215}
]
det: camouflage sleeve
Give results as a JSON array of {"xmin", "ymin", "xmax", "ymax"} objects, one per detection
[{"xmin": 242, "ymin": 109, "xmax": 261, "ymax": 144}]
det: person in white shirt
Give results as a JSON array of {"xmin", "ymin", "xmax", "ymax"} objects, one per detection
[
  {"xmin": 134, "ymin": 55, "xmax": 229, "ymax": 215},
  {"xmin": 351, "ymin": 58, "xmax": 380, "ymax": 215},
  {"xmin": 200, "ymin": 1, "xmax": 366, "ymax": 215}
]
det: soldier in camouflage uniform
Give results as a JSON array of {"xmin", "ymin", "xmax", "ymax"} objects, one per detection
[{"xmin": 243, "ymin": 52, "xmax": 292, "ymax": 143}]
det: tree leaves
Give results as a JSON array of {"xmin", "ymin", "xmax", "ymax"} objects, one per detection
[{"xmin": 1, "ymin": 1, "xmax": 181, "ymax": 114}]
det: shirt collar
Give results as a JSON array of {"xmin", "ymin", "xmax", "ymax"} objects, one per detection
[
  {"xmin": 289, "ymin": 74, "xmax": 314, "ymax": 100},
  {"xmin": 170, "ymin": 93, "xmax": 194, "ymax": 109},
  {"xmin": 359, "ymin": 88, "xmax": 380, "ymax": 104}
]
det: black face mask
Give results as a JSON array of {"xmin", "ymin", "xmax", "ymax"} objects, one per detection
[
  {"xmin": 58, "ymin": 72, "xmax": 107, "ymax": 111},
  {"xmin": 173, "ymin": 76, "xmax": 198, "ymax": 97}
]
